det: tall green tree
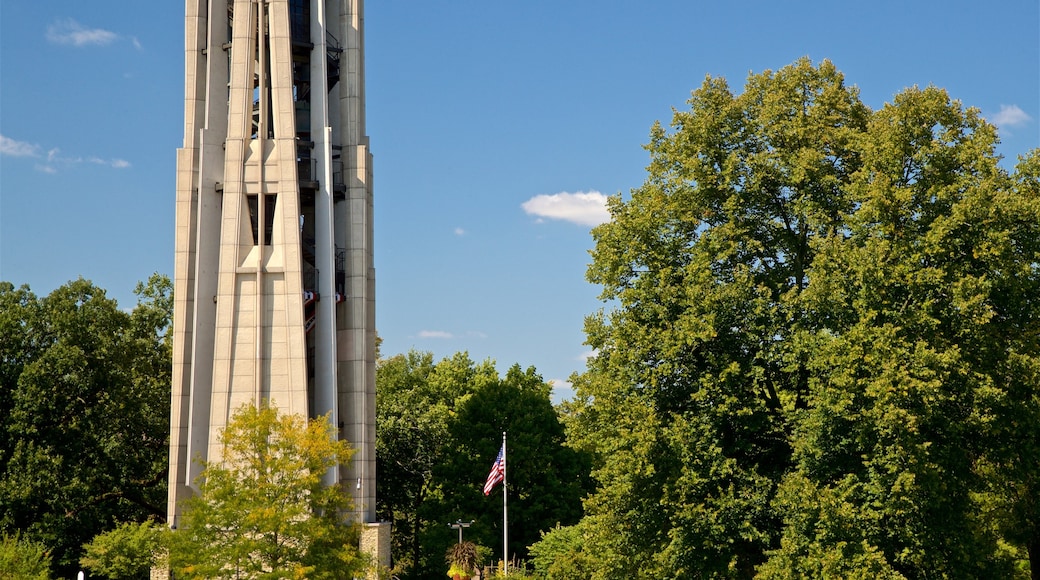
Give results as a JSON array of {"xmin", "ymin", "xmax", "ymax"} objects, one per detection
[
  {"xmin": 572, "ymin": 58, "xmax": 868, "ymax": 578},
  {"xmin": 376, "ymin": 351, "xmax": 498, "ymax": 577},
  {"xmin": 436, "ymin": 364, "xmax": 591, "ymax": 569},
  {"xmin": 761, "ymin": 85, "xmax": 1031, "ymax": 579},
  {"xmin": 376, "ymin": 352, "xmax": 591, "ymax": 579},
  {"xmin": 972, "ymin": 151, "xmax": 1040, "ymax": 578},
  {"xmin": 569, "ymin": 58, "xmax": 1039, "ymax": 578},
  {"xmin": 0, "ymin": 275, "xmax": 172, "ymax": 576},
  {"xmin": 167, "ymin": 402, "xmax": 366, "ymax": 579}
]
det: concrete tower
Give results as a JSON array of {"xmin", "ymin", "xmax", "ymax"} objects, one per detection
[{"xmin": 167, "ymin": 0, "xmax": 383, "ymax": 551}]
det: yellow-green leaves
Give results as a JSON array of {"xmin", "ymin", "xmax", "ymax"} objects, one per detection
[
  {"xmin": 168, "ymin": 402, "xmax": 365, "ymax": 580},
  {"xmin": 573, "ymin": 58, "xmax": 1039, "ymax": 577}
]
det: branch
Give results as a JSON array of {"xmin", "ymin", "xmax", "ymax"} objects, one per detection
[{"xmin": 65, "ymin": 489, "xmax": 165, "ymax": 519}]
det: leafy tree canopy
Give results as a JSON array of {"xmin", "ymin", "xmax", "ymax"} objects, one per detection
[
  {"xmin": 0, "ymin": 533, "xmax": 51, "ymax": 580},
  {"xmin": 0, "ymin": 275, "xmax": 172, "ymax": 577},
  {"xmin": 167, "ymin": 402, "xmax": 366, "ymax": 579},
  {"xmin": 80, "ymin": 520, "xmax": 165, "ymax": 580},
  {"xmin": 376, "ymin": 351, "xmax": 498, "ymax": 577},
  {"xmin": 376, "ymin": 351, "xmax": 591, "ymax": 579},
  {"xmin": 568, "ymin": 58, "xmax": 1039, "ymax": 578}
]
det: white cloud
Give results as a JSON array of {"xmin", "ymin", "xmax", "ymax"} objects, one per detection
[
  {"xmin": 548, "ymin": 379, "xmax": 576, "ymax": 403},
  {"xmin": 88, "ymin": 156, "xmax": 131, "ymax": 168},
  {"xmin": 3, "ymin": 138, "xmax": 129, "ymax": 173},
  {"xmin": 47, "ymin": 149, "xmax": 83, "ymax": 164},
  {"xmin": 548, "ymin": 378, "xmax": 572, "ymax": 390},
  {"xmin": 989, "ymin": 104, "xmax": 1032, "ymax": 129},
  {"xmin": 418, "ymin": 330, "xmax": 453, "ymax": 339},
  {"xmin": 0, "ymin": 135, "xmax": 40, "ymax": 157},
  {"xmin": 522, "ymin": 190, "xmax": 611, "ymax": 227},
  {"xmin": 47, "ymin": 19, "xmax": 118, "ymax": 46},
  {"xmin": 3, "ymin": 144, "xmax": 130, "ymax": 172},
  {"xmin": 454, "ymin": 227, "xmax": 466, "ymax": 236}
]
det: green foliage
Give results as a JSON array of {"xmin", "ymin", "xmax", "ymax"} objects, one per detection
[
  {"xmin": 571, "ymin": 58, "xmax": 1040, "ymax": 577},
  {"xmin": 0, "ymin": 533, "xmax": 51, "ymax": 580},
  {"xmin": 769, "ymin": 87, "xmax": 1037, "ymax": 578},
  {"xmin": 167, "ymin": 402, "xmax": 366, "ymax": 579},
  {"xmin": 528, "ymin": 524, "xmax": 593, "ymax": 580},
  {"xmin": 485, "ymin": 563, "xmax": 537, "ymax": 580},
  {"xmin": 975, "ymin": 150, "xmax": 1040, "ymax": 578},
  {"xmin": 80, "ymin": 520, "xmax": 164, "ymax": 579},
  {"xmin": 376, "ymin": 351, "xmax": 497, "ymax": 576},
  {"xmin": 0, "ymin": 276, "xmax": 172, "ymax": 577},
  {"xmin": 755, "ymin": 474, "xmax": 907, "ymax": 580},
  {"xmin": 434, "ymin": 364, "xmax": 592, "ymax": 572},
  {"xmin": 376, "ymin": 351, "xmax": 591, "ymax": 579}
]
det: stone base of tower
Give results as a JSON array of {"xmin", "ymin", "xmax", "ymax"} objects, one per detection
[{"xmin": 361, "ymin": 521, "xmax": 392, "ymax": 579}]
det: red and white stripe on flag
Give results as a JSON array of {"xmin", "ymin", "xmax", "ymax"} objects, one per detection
[{"xmin": 483, "ymin": 445, "xmax": 505, "ymax": 495}]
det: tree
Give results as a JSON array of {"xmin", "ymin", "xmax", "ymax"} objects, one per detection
[
  {"xmin": 971, "ymin": 151, "xmax": 1040, "ymax": 578},
  {"xmin": 435, "ymin": 364, "xmax": 591, "ymax": 572},
  {"xmin": 528, "ymin": 524, "xmax": 593, "ymax": 580},
  {"xmin": 376, "ymin": 351, "xmax": 498, "ymax": 577},
  {"xmin": 571, "ymin": 58, "xmax": 868, "ymax": 578},
  {"xmin": 0, "ymin": 533, "xmax": 51, "ymax": 580},
  {"xmin": 80, "ymin": 521, "xmax": 165, "ymax": 579},
  {"xmin": 569, "ymin": 58, "xmax": 1039, "ymax": 578},
  {"xmin": 167, "ymin": 402, "xmax": 366, "ymax": 579},
  {"xmin": 376, "ymin": 352, "xmax": 591, "ymax": 579},
  {"xmin": 761, "ymin": 85, "xmax": 1032, "ymax": 578},
  {"xmin": 0, "ymin": 275, "xmax": 172, "ymax": 577}
]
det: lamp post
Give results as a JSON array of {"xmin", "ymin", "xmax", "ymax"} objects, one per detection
[{"xmin": 448, "ymin": 519, "xmax": 474, "ymax": 543}]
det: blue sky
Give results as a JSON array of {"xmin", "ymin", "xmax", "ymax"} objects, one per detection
[{"xmin": 2, "ymin": 1, "xmax": 1038, "ymax": 401}]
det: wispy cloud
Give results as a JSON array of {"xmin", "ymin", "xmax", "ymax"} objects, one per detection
[
  {"xmin": 0, "ymin": 135, "xmax": 41, "ymax": 157},
  {"xmin": 454, "ymin": 227, "xmax": 466, "ymax": 236},
  {"xmin": 522, "ymin": 190, "xmax": 611, "ymax": 227},
  {"xmin": 418, "ymin": 330, "xmax": 454, "ymax": 339},
  {"xmin": 989, "ymin": 104, "xmax": 1032, "ymax": 130},
  {"xmin": 46, "ymin": 19, "xmax": 119, "ymax": 47},
  {"xmin": 42, "ymin": 148, "xmax": 131, "ymax": 171},
  {"xmin": 87, "ymin": 156, "xmax": 131, "ymax": 168},
  {"xmin": 2, "ymin": 138, "xmax": 130, "ymax": 173}
]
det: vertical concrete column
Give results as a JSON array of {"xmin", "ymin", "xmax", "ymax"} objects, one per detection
[{"xmin": 336, "ymin": 0, "xmax": 376, "ymax": 525}]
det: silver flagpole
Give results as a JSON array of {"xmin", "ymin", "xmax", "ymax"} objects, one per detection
[{"xmin": 502, "ymin": 430, "xmax": 508, "ymax": 575}]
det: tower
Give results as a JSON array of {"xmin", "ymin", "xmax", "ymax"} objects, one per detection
[{"xmin": 167, "ymin": 0, "xmax": 382, "ymax": 549}]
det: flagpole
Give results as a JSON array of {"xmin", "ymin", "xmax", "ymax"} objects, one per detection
[{"xmin": 502, "ymin": 430, "xmax": 508, "ymax": 575}]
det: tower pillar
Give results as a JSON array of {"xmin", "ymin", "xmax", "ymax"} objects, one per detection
[{"xmin": 167, "ymin": 0, "xmax": 384, "ymax": 568}]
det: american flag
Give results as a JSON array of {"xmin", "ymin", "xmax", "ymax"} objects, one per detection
[{"xmin": 483, "ymin": 444, "xmax": 505, "ymax": 495}]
